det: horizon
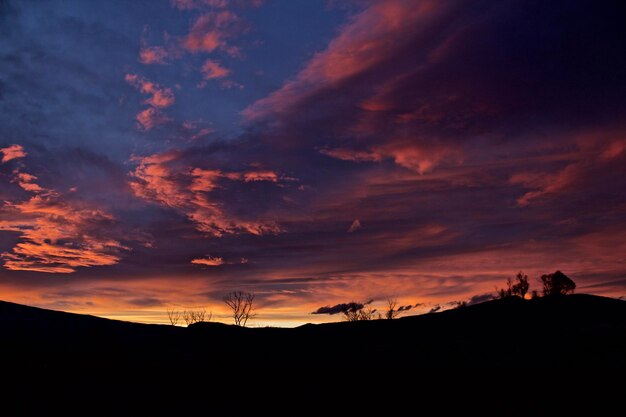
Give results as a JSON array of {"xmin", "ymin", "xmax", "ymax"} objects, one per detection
[{"xmin": 1, "ymin": 0, "xmax": 625, "ymax": 327}]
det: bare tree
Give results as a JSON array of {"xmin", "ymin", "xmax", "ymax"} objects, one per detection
[
  {"xmin": 385, "ymin": 298, "xmax": 400, "ymax": 319},
  {"xmin": 166, "ymin": 308, "xmax": 181, "ymax": 326},
  {"xmin": 496, "ymin": 277, "xmax": 514, "ymax": 299},
  {"xmin": 340, "ymin": 300, "xmax": 378, "ymax": 321},
  {"xmin": 512, "ymin": 271, "xmax": 530, "ymax": 299},
  {"xmin": 358, "ymin": 304, "xmax": 379, "ymax": 321},
  {"xmin": 224, "ymin": 291, "xmax": 255, "ymax": 326},
  {"xmin": 182, "ymin": 308, "xmax": 211, "ymax": 326}
]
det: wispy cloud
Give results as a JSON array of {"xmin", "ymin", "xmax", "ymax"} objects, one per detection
[
  {"xmin": 125, "ymin": 73, "xmax": 175, "ymax": 130},
  {"xmin": 0, "ymin": 147, "xmax": 127, "ymax": 273},
  {"xmin": 0, "ymin": 144, "xmax": 27, "ymax": 163},
  {"xmin": 129, "ymin": 150, "xmax": 285, "ymax": 237}
]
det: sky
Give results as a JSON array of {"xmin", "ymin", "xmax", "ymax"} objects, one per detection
[{"xmin": 1, "ymin": 0, "xmax": 625, "ymax": 326}]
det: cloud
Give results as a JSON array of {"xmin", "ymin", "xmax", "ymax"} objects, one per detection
[
  {"xmin": 14, "ymin": 172, "xmax": 45, "ymax": 193},
  {"xmin": 467, "ymin": 293, "xmax": 494, "ymax": 306},
  {"xmin": 321, "ymin": 142, "xmax": 461, "ymax": 174},
  {"xmin": 347, "ymin": 219, "xmax": 361, "ymax": 233},
  {"xmin": 242, "ymin": 0, "xmax": 439, "ymax": 120},
  {"xmin": 125, "ymin": 73, "xmax": 175, "ymax": 130},
  {"xmin": 311, "ymin": 301, "xmax": 364, "ymax": 315},
  {"xmin": 139, "ymin": 45, "xmax": 168, "ymax": 65},
  {"xmin": 171, "ymin": 0, "xmax": 263, "ymax": 11},
  {"xmin": 171, "ymin": 0, "xmax": 227, "ymax": 10},
  {"xmin": 0, "ymin": 144, "xmax": 26, "ymax": 163},
  {"xmin": 129, "ymin": 150, "xmax": 284, "ymax": 237},
  {"xmin": 0, "ymin": 151, "xmax": 127, "ymax": 273},
  {"xmin": 191, "ymin": 255, "xmax": 248, "ymax": 266},
  {"xmin": 191, "ymin": 255, "xmax": 224, "ymax": 266},
  {"xmin": 182, "ymin": 11, "xmax": 242, "ymax": 55},
  {"xmin": 242, "ymin": 170, "xmax": 278, "ymax": 182},
  {"xmin": 428, "ymin": 306, "xmax": 441, "ymax": 314},
  {"xmin": 128, "ymin": 297, "xmax": 163, "ymax": 307},
  {"xmin": 125, "ymin": 73, "xmax": 175, "ymax": 108},
  {"xmin": 201, "ymin": 59, "xmax": 230, "ymax": 80}
]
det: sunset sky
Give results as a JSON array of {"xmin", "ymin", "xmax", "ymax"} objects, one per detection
[{"xmin": 1, "ymin": 0, "xmax": 625, "ymax": 326}]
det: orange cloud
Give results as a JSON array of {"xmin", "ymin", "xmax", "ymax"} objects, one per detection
[
  {"xmin": 1, "ymin": 154, "xmax": 126, "ymax": 273},
  {"xmin": 14, "ymin": 172, "xmax": 45, "ymax": 193},
  {"xmin": 201, "ymin": 59, "xmax": 230, "ymax": 79},
  {"xmin": 242, "ymin": 170, "xmax": 278, "ymax": 182},
  {"xmin": 0, "ymin": 144, "xmax": 27, "ymax": 163},
  {"xmin": 191, "ymin": 255, "xmax": 224, "ymax": 266},
  {"xmin": 130, "ymin": 151, "xmax": 283, "ymax": 237},
  {"xmin": 191, "ymin": 255, "xmax": 249, "ymax": 267}
]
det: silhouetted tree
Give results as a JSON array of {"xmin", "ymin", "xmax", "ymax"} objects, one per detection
[
  {"xmin": 339, "ymin": 300, "xmax": 378, "ymax": 321},
  {"xmin": 496, "ymin": 272, "xmax": 530, "ymax": 299},
  {"xmin": 496, "ymin": 277, "xmax": 514, "ymax": 299},
  {"xmin": 166, "ymin": 308, "xmax": 181, "ymax": 326},
  {"xmin": 182, "ymin": 308, "xmax": 211, "ymax": 326},
  {"xmin": 511, "ymin": 271, "xmax": 530, "ymax": 299},
  {"xmin": 385, "ymin": 298, "xmax": 400, "ymax": 319},
  {"xmin": 531, "ymin": 290, "xmax": 540, "ymax": 299},
  {"xmin": 541, "ymin": 271, "xmax": 576, "ymax": 296},
  {"xmin": 224, "ymin": 291, "xmax": 255, "ymax": 326},
  {"xmin": 454, "ymin": 301, "xmax": 468, "ymax": 309}
]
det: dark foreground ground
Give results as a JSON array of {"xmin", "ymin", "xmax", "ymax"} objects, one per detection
[{"xmin": 2, "ymin": 294, "xmax": 625, "ymax": 414}]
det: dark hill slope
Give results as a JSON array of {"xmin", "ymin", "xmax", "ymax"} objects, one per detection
[
  {"xmin": 2, "ymin": 294, "xmax": 625, "ymax": 415},
  {"xmin": 2, "ymin": 294, "xmax": 624, "ymax": 370}
]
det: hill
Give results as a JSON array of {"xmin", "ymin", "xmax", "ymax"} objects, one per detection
[
  {"xmin": 2, "ymin": 294, "xmax": 625, "ymax": 369},
  {"xmin": 2, "ymin": 294, "xmax": 625, "ymax": 414}
]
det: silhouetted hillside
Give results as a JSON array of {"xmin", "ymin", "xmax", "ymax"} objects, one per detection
[
  {"xmin": 2, "ymin": 295, "xmax": 625, "ymax": 368},
  {"xmin": 2, "ymin": 295, "xmax": 625, "ymax": 414}
]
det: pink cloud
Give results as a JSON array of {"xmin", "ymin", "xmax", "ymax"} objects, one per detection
[
  {"xmin": 125, "ymin": 74, "xmax": 175, "ymax": 108},
  {"xmin": 347, "ymin": 219, "xmax": 361, "ymax": 233},
  {"xmin": 125, "ymin": 74, "xmax": 174, "ymax": 130},
  {"xmin": 510, "ymin": 165, "xmax": 580, "ymax": 207},
  {"xmin": 171, "ymin": 0, "xmax": 227, "ymax": 10},
  {"xmin": 182, "ymin": 11, "xmax": 240, "ymax": 54},
  {"xmin": 135, "ymin": 108, "xmax": 167, "ymax": 131},
  {"xmin": 320, "ymin": 141, "xmax": 460, "ymax": 174},
  {"xmin": 0, "ymin": 144, "xmax": 27, "ymax": 163},
  {"xmin": 201, "ymin": 59, "xmax": 230, "ymax": 79},
  {"xmin": 243, "ymin": 0, "xmax": 440, "ymax": 120},
  {"xmin": 129, "ymin": 151, "xmax": 283, "ymax": 237},
  {"xmin": 171, "ymin": 0, "xmax": 262, "ymax": 11},
  {"xmin": 242, "ymin": 170, "xmax": 278, "ymax": 182},
  {"xmin": 139, "ymin": 46, "xmax": 168, "ymax": 65}
]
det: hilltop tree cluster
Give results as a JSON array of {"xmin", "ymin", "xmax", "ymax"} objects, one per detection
[{"xmin": 496, "ymin": 270, "xmax": 576, "ymax": 299}]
